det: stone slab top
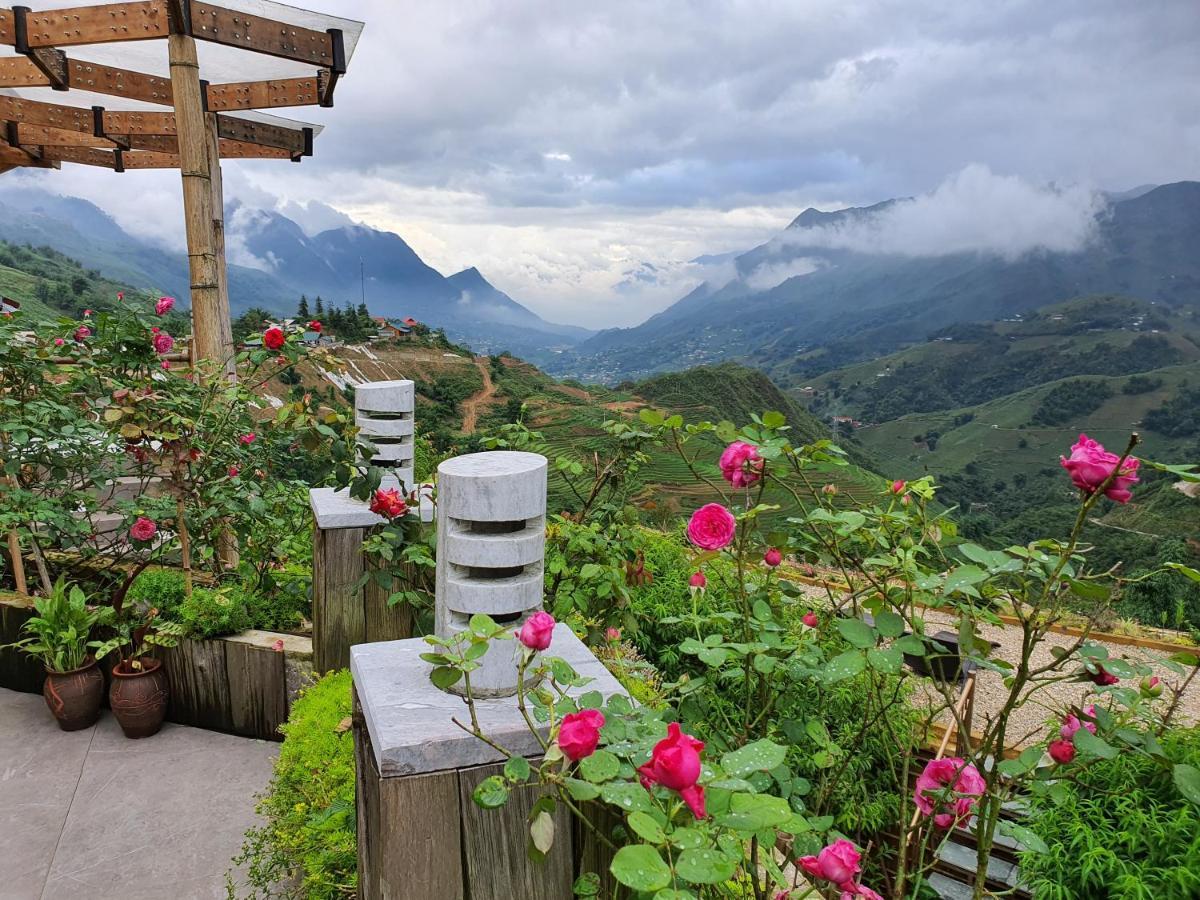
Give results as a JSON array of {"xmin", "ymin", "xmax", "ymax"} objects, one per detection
[
  {"xmin": 222, "ymin": 629, "xmax": 313, "ymax": 660},
  {"xmin": 309, "ymin": 487, "xmax": 388, "ymax": 530},
  {"xmin": 351, "ymin": 624, "xmax": 627, "ymax": 777},
  {"xmin": 438, "ymin": 450, "xmax": 547, "ymax": 480}
]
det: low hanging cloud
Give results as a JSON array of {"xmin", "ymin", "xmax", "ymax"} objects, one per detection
[
  {"xmin": 743, "ymin": 256, "xmax": 824, "ymax": 291},
  {"xmin": 779, "ymin": 165, "xmax": 1106, "ymax": 260}
]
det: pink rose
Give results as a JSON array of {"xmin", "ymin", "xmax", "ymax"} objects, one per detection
[
  {"xmin": 764, "ymin": 547, "xmax": 782, "ymax": 567},
  {"xmin": 890, "ymin": 479, "xmax": 906, "ymax": 495},
  {"xmin": 802, "ymin": 611, "xmax": 819, "ymax": 628},
  {"xmin": 1060, "ymin": 434, "xmax": 1139, "ymax": 503},
  {"xmin": 1141, "ymin": 676, "xmax": 1163, "ymax": 698},
  {"xmin": 54, "ymin": 337, "xmax": 65, "ymax": 346},
  {"xmin": 240, "ymin": 433, "xmax": 256, "ymax": 445},
  {"xmin": 798, "ymin": 838, "xmax": 861, "ymax": 888},
  {"xmin": 517, "ymin": 611, "xmax": 555, "ymax": 651},
  {"xmin": 638, "ymin": 722, "xmax": 706, "ymax": 819},
  {"xmin": 689, "ymin": 570, "xmax": 707, "ymax": 592},
  {"xmin": 1048, "ymin": 739, "xmax": 1076, "ymax": 764},
  {"xmin": 914, "ymin": 757, "xmax": 985, "ymax": 828},
  {"xmin": 228, "ymin": 466, "xmax": 239, "ymax": 478},
  {"xmin": 822, "ymin": 483, "xmax": 838, "ymax": 496},
  {"xmin": 74, "ymin": 325, "xmax": 91, "ymax": 342},
  {"xmin": 271, "ymin": 638, "xmax": 285, "ymax": 652},
  {"xmin": 83, "ymin": 309, "xmax": 92, "ymax": 316},
  {"xmin": 161, "ymin": 360, "xmax": 171, "ymax": 371},
  {"xmin": 1060, "ymin": 706, "xmax": 1096, "ymax": 740},
  {"xmin": 840, "ymin": 888, "xmax": 884, "ymax": 900},
  {"xmin": 687, "ymin": 503, "xmax": 735, "ymax": 551},
  {"xmin": 604, "ymin": 627, "xmax": 621, "ymax": 643},
  {"xmin": 1090, "ymin": 663, "xmax": 1119, "ymax": 686},
  {"xmin": 719, "ymin": 441, "xmax": 763, "ymax": 488},
  {"xmin": 155, "ymin": 296, "xmax": 175, "ymax": 315},
  {"xmin": 129, "ymin": 517, "xmax": 157, "ymax": 542},
  {"xmin": 558, "ymin": 709, "xmax": 605, "ymax": 761},
  {"xmin": 152, "ymin": 331, "xmax": 174, "ymax": 355}
]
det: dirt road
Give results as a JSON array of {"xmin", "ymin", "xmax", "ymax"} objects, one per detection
[{"xmin": 460, "ymin": 357, "xmax": 499, "ymax": 434}]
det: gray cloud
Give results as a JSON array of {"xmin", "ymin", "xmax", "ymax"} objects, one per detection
[{"xmin": 1, "ymin": 0, "xmax": 1196, "ymax": 327}]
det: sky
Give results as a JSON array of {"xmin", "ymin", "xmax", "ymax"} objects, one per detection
[{"xmin": 4, "ymin": 0, "xmax": 1199, "ymax": 327}]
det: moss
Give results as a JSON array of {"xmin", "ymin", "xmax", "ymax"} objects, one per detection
[{"xmin": 228, "ymin": 670, "xmax": 356, "ymax": 899}]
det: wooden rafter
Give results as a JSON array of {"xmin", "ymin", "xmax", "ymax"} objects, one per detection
[
  {"xmin": 21, "ymin": 1, "xmax": 170, "ymax": 47},
  {"xmin": 14, "ymin": 122, "xmax": 112, "ymax": 146},
  {"xmin": 187, "ymin": 2, "xmax": 337, "ymax": 66},
  {"xmin": 0, "ymin": 94, "xmax": 310, "ymax": 155}
]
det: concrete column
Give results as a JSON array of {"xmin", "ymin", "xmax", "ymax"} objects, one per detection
[
  {"xmin": 356, "ymin": 379, "xmax": 415, "ymax": 490},
  {"xmin": 435, "ymin": 451, "xmax": 547, "ymax": 697}
]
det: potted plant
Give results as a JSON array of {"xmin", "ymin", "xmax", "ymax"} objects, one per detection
[
  {"xmin": 93, "ymin": 605, "xmax": 185, "ymax": 738},
  {"xmin": 5, "ymin": 580, "xmax": 110, "ymax": 731}
]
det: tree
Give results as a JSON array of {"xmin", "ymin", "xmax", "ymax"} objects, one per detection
[
  {"xmin": 314, "ymin": 295, "xmax": 324, "ymax": 316},
  {"xmin": 297, "ymin": 295, "xmax": 310, "ymax": 319}
]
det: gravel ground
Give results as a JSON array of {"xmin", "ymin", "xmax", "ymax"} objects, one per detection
[
  {"xmin": 915, "ymin": 609, "xmax": 1198, "ymax": 748},
  {"xmin": 788, "ymin": 581, "xmax": 1199, "ymax": 748}
]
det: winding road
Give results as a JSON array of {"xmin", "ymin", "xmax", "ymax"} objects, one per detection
[{"xmin": 460, "ymin": 357, "xmax": 498, "ymax": 434}]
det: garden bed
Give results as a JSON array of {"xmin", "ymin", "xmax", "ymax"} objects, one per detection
[{"xmin": 0, "ymin": 594, "xmax": 309, "ymax": 741}]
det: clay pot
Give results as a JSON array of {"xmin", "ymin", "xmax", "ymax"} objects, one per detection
[
  {"xmin": 43, "ymin": 656, "xmax": 104, "ymax": 731},
  {"xmin": 109, "ymin": 658, "xmax": 169, "ymax": 739}
]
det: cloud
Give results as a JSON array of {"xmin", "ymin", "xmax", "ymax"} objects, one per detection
[
  {"xmin": 743, "ymin": 256, "xmax": 824, "ymax": 291},
  {"xmin": 778, "ymin": 165, "xmax": 1105, "ymax": 259}
]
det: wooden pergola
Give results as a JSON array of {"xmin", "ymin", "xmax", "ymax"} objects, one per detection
[{"xmin": 0, "ymin": 0, "xmax": 362, "ymax": 371}]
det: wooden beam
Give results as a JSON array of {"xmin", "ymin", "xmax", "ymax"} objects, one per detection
[
  {"xmin": 15, "ymin": 123, "xmax": 114, "ymax": 147},
  {"xmin": 120, "ymin": 149, "xmax": 178, "ymax": 168},
  {"xmin": 0, "ymin": 56, "xmax": 50, "ymax": 87},
  {"xmin": 0, "ymin": 7, "xmax": 14, "ymax": 45},
  {"xmin": 0, "ymin": 141, "xmax": 54, "ymax": 167},
  {"xmin": 169, "ymin": 30, "xmax": 233, "ymax": 376},
  {"xmin": 0, "ymin": 93, "xmax": 92, "ymax": 133},
  {"xmin": 189, "ymin": 1, "xmax": 336, "ymax": 67},
  {"xmin": 217, "ymin": 137, "xmax": 291, "ymax": 159},
  {"xmin": 38, "ymin": 144, "xmax": 117, "ymax": 167},
  {"xmin": 22, "ymin": 1, "xmax": 169, "ymax": 48},
  {"xmin": 67, "ymin": 58, "xmax": 173, "ymax": 104},
  {"xmin": 214, "ymin": 114, "xmax": 304, "ymax": 155},
  {"xmin": 204, "ymin": 73, "xmax": 324, "ymax": 111}
]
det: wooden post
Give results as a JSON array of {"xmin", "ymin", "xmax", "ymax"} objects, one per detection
[{"xmin": 168, "ymin": 32, "xmax": 234, "ymax": 378}]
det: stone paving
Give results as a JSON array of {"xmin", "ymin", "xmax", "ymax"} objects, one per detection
[{"xmin": 0, "ymin": 688, "xmax": 276, "ymax": 899}]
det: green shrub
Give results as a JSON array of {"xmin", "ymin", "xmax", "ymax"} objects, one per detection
[
  {"xmin": 1021, "ymin": 725, "xmax": 1200, "ymax": 900},
  {"xmin": 125, "ymin": 568, "xmax": 189, "ymax": 617},
  {"xmin": 228, "ymin": 670, "xmax": 356, "ymax": 899},
  {"xmin": 173, "ymin": 586, "xmax": 253, "ymax": 639}
]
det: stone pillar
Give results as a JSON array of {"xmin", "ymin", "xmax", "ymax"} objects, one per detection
[
  {"xmin": 435, "ymin": 451, "xmax": 547, "ymax": 697},
  {"xmin": 356, "ymin": 379, "xmax": 415, "ymax": 490}
]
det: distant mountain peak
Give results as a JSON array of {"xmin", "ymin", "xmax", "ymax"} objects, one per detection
[{"xmin": 787, "ymin": 198, "xmax": 901, "ymax": 231}]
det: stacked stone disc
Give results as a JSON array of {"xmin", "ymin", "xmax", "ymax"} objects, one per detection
[{"xmin": 355, "ymin": 380, "xmax": 415, "ymax": 491}]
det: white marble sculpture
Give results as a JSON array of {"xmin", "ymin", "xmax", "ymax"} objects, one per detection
[{"xmin": 355, "ymin": 379, "xmax": 415, "ymax": 491}]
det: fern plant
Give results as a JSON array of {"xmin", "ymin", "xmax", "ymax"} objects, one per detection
[
  {"xmin": 93, "ymin": 604, "xmax": 185, "ymax": 673},
  {"xmin": 1021, "ymin": 725, "xmax": 1200, "ymax": 900}
]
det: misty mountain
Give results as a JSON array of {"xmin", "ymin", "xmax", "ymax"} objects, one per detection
[
  {"xmin": 556, "ymin": 181, "xmax": 1200, "ymax": 383},
  {"xmin": 0, "ymin": 186, "xmax": 591, "ymax": 360}
]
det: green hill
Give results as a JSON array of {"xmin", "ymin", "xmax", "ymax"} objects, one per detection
[{"xmin": 0, "ymin": 240, "xmax": 134, "ymax": 321}]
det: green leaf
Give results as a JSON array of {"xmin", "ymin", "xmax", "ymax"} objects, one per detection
[
  {"xmin": 836, "ymin": 617, "xmax": 876, "ymax": 649},
  {"xmin": 874, "ymin": 610, "xmax": 905, "ymax": 638},
  {"xmin": 573, "ymin": 872, "xmax": 601, "ymax": 897},
  {"xmin": 610, "ymin": 844, "xmax": 671, "ymax": 892},
  {"xmin": 638, "ymin": 407, "xmax": 665, "ymax": 426},
  {"xmin": 721, "ymin": 739, "xmax": 788, "ymax": 777},
  {"xmin": 564, "ymin": 778, "xmax": 600, "ymax": 801},
  {"xmin": 712, "ymin": 793, "xmax": 792, "ymax": 831},
  {"xmin": 579, "ymin": 749, "xmax": 620, "ymax": 783},
  {"xmin": 1166, "ymin": 562, "xmax": 1200, "ymax": 582},
  {"xmin": 675, "ymin": 848, "xmax": 738, "ymax": 885},
  {"xmin": 430, "ymin": 666, "xmax": 463, "ymax": 690},
  {"xmin": 1068, "ymin": 578, "xmax": 1109, "ymax": 602},
  {"xmin": 1173, "ymin": 763, "xmax": 1200, "ymax": 806},
  {"xmin": 1001, "ymin": 821, "xmax": 1050, "ymax": 854},
  {"xmin": 653, "ymin": 891, "xmax": 697, "ymax": 900},
  {"xmin": 600, "ymin": 781, "xmax": 654, "ymax": 812},
  {"xmin": 867, "ymin": 646, "xmax": 903, "ymax": 674},
  {"xmin": 626, "ymin": 810, "xmax": 666, "ymax": 844},
  {"xmin": 805, "ymin": 719, "xmax": 831, "ymax": 747},
  {"xmin": 1074, "ymin": 729, "xmax": 1117, "ymax": 760},
  {"xmin": 823, "ymin": 650, "xmax": 865, "ymax": 684},
  {"xmin": 895, "ymin": 634, "xmax": 926, "ymax": 656},
  {"xmin": 697, "ymin": 647, "xmax": 729, "ymax": 667},
  {"xmin": 504, "ymin": 756, "xmax": 531, "ymax": 782},
  {"xmin": 669, "ymin": 827, "xmax": 706, "ymax": 849},
  {"xmin": 472, "ymin": 775, "xmax": 509, "ymax": 809}
]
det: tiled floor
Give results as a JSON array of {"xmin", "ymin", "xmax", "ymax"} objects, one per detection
[{"xmin": 0, "ymin": 688, "xmax": 277, "ymax": 899}]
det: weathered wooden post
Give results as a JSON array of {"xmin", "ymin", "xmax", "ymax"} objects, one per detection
[
  {"xmin": 351, "ymin": 451, "xmax": 625, "ymax": 899},
  {"xmin": 310, "ymin": 379, "xmax": 422, "ymax": 672}
]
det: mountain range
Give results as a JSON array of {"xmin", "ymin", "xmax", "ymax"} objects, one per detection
[
  {"xmin": 551, "ymin": 181, "xmax": 1200, "ymax": 384},
  {"xmin": 0, "ymin": 186, "xmax": 590, "ymax": 361}
]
